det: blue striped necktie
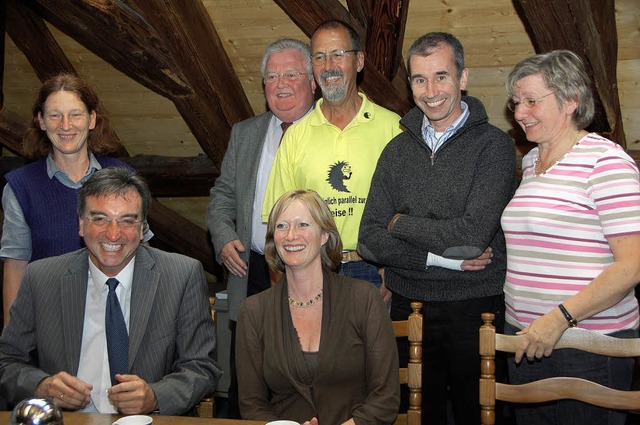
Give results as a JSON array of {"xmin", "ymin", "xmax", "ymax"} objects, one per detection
[{"xmin": 105, "ymin": 278, "xmax": 128, "ymax": 385}]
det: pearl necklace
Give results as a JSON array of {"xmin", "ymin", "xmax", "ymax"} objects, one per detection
[
  {"xmin": 534, "ymin": 130, "xmax": 583, "ymax": 176},
  {"xmin": 288, "ymin": 289, "xmax": 323, "ymax": 308}
]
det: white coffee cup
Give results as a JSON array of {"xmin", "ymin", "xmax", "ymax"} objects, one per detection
[
  {"xmin": 112, "ymin": 415, "xmax": 153, "ymax": 425},
  {"xmin": 265, "ymin": 421, "xmax": 300, "ymax": 425}
]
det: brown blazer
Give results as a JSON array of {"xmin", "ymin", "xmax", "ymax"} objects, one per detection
[{"xmin": 236, "ymin": 269, "xmax": 400, "ymax": 425}]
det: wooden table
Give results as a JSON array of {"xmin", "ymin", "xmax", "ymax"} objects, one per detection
[{"xmin": 0, "ymin": 411, "xmax": 266, "ymax": 425}]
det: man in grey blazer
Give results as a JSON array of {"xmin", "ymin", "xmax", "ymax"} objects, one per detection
[
  {"xmin": 0, "ymin": 167, "xmax": 220, "ymax": 416},
  {"xmin": 207, "ymin": 38, "xmax": 315, "ymax": 417}
]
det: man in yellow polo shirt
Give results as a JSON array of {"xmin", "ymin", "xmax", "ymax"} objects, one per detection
[{"xmin": 263, "ymin": 19, "xmax": 402, "ymax": 296}]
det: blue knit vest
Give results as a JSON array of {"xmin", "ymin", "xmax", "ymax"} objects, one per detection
[{"xmin": 5, "ymin": 156, "xmax": 128, "ymax": 261}]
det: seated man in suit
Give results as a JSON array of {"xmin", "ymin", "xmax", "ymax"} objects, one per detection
[{"xmin": 0, "ymin": 167, "xmax": 221, "ymax": 415}]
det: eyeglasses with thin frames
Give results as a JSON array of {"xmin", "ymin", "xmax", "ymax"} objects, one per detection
[
  {"xmin": 311, "ymin": 49, "xmax": 358, "ymax": 66},
  {"xmin": 263, "ymin": 72, "xmax": 308, "ymax": 84},
  {"xmin": 84, "ymin": 216, "xmax": 142, "ymax": 230},
  {"xmin": 507, "ymin": 91, "xmax": 557, "ymax": 112}
]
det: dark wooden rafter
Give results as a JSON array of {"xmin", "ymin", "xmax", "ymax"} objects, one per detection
[
  {"xmin": 118, "ymin": 154, "xmax": 217, "ymax": 197},
  {"xmin": 6, "ymin": 0, "xmax": 75, "ymax": 81},
  {"xmin": 347, "ymin": 0, "xmax": 412, "ymax": 112},
  {"xmin": 146, "ymin": 200, "xmax": 215, "ymax": 275},
  {"xmin": 25, "ymin": 0, "xmax": 252, "ymax": 169},
  {"xmin": 274, "ymin": 0, "xmax": 412, "ymax": 116},
  {"xmin": 513, "ymin": 0, "xmax": 625, "ymax": 147},
  {"xmin": 27, "ymin": 0, "xmax": 192, "ymax": 97},
  {"xmin": 0, "ymin": 108, "xmax": 27, "ymax": 155},
  {"xmin": 0, "ymin": 153, "xmax": 217, "ymax": 198},
  {"xmin": 125, "ymin": 0, "xmax": 254, "ymax": 167},
  {"xmin": 0, "ymin": 3, "xmax": 218, "ymax": 275}
]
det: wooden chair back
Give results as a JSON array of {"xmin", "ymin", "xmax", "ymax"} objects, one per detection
[
  {"xmin": 393, "ymin": 301, "xmax": 423, "ymax": 425},
  {"xmin": 479, "ymin": 312, "xmax": 640, "ymax": 425}
]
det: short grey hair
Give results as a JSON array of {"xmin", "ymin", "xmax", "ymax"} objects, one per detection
[
  {"xmin": 261, "ymin": 38, "xmax": 313, "ymax": 80},
  {"xmin": 406, "ymin": 32, "xmax": 465, "ymax": 78},
  {"xmin": 506, "ymin": 50, "xmax": 595, "ymax": 129},
  {"xmin": 77, "ymin": 167, "xmax": 151, "ymax": 222}
]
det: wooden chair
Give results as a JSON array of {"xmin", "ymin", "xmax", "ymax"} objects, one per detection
[
  {"xmin": 393, "ymin": 301, "xmax": 423, "ymax": 425},
  {"xmin": 196, "ymin": 296, "xmax": 217, "ymax": 418},
  {"xmin": 479, "ymin": 312, "xmax": 640, "ymax": 425}
]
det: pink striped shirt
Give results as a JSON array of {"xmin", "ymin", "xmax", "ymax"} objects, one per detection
[{"xmin": 502, "ymin": 133, "xmax": 640, "ymax": 333}]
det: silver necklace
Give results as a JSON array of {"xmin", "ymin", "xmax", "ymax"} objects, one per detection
[{"xmin": 534, "ymin": 131, "xmax": 582, "ymax": 176}]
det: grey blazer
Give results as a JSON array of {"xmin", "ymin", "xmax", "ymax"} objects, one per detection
[
  {"xmin": 207, "ymin": 112, "xmax": 273, "ymax": 321},
  {"xmin": 0, "ymin": 245, "xmax": 221, "ymax": 415}
]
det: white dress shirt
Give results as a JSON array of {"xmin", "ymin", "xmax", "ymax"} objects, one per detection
[
  {"xmin": 77, "ymin": 258, "xmax": 134, "ymax": 413},
  {"xmin": 250, "ymin": 116, "xmax": 284, "ymax": 254}
]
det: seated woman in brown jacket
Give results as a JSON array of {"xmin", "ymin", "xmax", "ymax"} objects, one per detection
[{"xmin": 236, "ymin": 189, "xmax": 400, "ymax": 425}]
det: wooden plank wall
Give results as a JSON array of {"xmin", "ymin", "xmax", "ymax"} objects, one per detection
[{"xmin": 2, "ymin": 0, "xmax": 639, "ymax": 229}]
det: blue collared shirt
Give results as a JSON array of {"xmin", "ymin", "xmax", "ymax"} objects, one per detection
[{"xmin": 421, "ymin": 101, "xmax": 469, "ymax": 153}]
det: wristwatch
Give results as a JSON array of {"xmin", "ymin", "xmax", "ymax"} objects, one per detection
[{"xmin": 558, "ymin": 303, "xmax": 578, "ymax": 327}]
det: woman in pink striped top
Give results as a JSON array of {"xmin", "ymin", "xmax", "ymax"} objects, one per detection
[{"xmin": 501, "ymin": 50, "xmax": 640, "ymax": 425}]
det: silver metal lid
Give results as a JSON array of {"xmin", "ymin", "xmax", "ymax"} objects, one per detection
[{"xmin": 12, "ymin": 397, "xmax": 64, "ymax": 425}]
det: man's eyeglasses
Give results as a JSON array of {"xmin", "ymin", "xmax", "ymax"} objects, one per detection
[
  {"xmin": 507, "ymin": 91, "xmax": 557, "ymax": 112},
  {"xmin": 84, "ymin": 216, "xmax": 142, "ymax": 229},
  {"xmin": 263, "ymin": 72, "xmax": 308, "ymax": 84},
  {"xmin": 311, "ymin": 49, "xmax": 358, "ymax": 66},
  {"xmin": 44, "ymin": 111, "xmax": 88, "ymax": 123}
]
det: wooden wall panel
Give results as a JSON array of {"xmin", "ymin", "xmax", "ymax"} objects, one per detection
[
  {"xmin": 618, "ymin": 59, "xmax": 640, "ymax": 147},
  {"xmin": 203, "ymin": 0, "xmax": 308, "ymax": 116},
  {"xmin": 3, "ymin": 37, "xmax": 40, "ymax": 120},
  {"xmin": 615, "ymin": 0, "xmax": 639, "ymax": 146}
]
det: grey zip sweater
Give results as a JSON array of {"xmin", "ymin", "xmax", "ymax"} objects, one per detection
[{"xmin": 358, "ymin": 96, "xmax": 516, "ymax": 302}]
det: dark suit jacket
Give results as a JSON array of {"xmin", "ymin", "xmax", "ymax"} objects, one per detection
[
  {"xmin": 207, "ymin": 112, "xmax": 273, "ymax": 321},
  {"xmin": 0, "ymin": 245, "xmax": 221, "ymax": 415}
]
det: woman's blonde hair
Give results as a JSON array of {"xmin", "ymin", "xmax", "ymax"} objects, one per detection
[{"xmin": 264, "ymin": 189, "xmax": 342, "ymax": 274}]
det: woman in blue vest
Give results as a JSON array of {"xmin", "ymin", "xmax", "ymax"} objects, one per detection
[{"xmin": 0, "ymin": 73, "xmax": 144, "ymax": 325}]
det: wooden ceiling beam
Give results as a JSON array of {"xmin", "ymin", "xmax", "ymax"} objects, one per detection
[
  {"xmin": 348, "ymin": 0, "xmax": 413, "ymax": 113},
  {"xmin": 347, "ymin": 0, "xmax": 408, "ymax": 79},
  {"xmin": 28, "ymin": 0, "xmax": 192, "ymax": 98},
  {"xmin": 124, "ymin": 0, "xmax": 254, "ymax": 169},
  {"xmin": 274, "ymin": 0, "xmax": 412, "ymax": 116},
  {"xmin": 0, "ymin": 108, "xmax": 25, "ymax": 156},
  {"xmin": 119, "ymin": 154, "xmax": 218, "ymax": 197},
  {"xmin": 6, "ymin": 0, "xmax": 75, "ymax": 81},
  {"xmin": 147, "ymin": 199, "xmax": 218, "ymax": 280},
  {"xmin": 0, "ymin": 153, "xmax": 218, "ymax": 198},
  {"xmin": 513, "ymin": 0, "xmax": 625, "ymax": 146}
]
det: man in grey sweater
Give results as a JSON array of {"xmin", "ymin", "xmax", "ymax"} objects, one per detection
[{"xmin": 358, "ymin": 32, "xmax": 516, "ymax": 424}]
